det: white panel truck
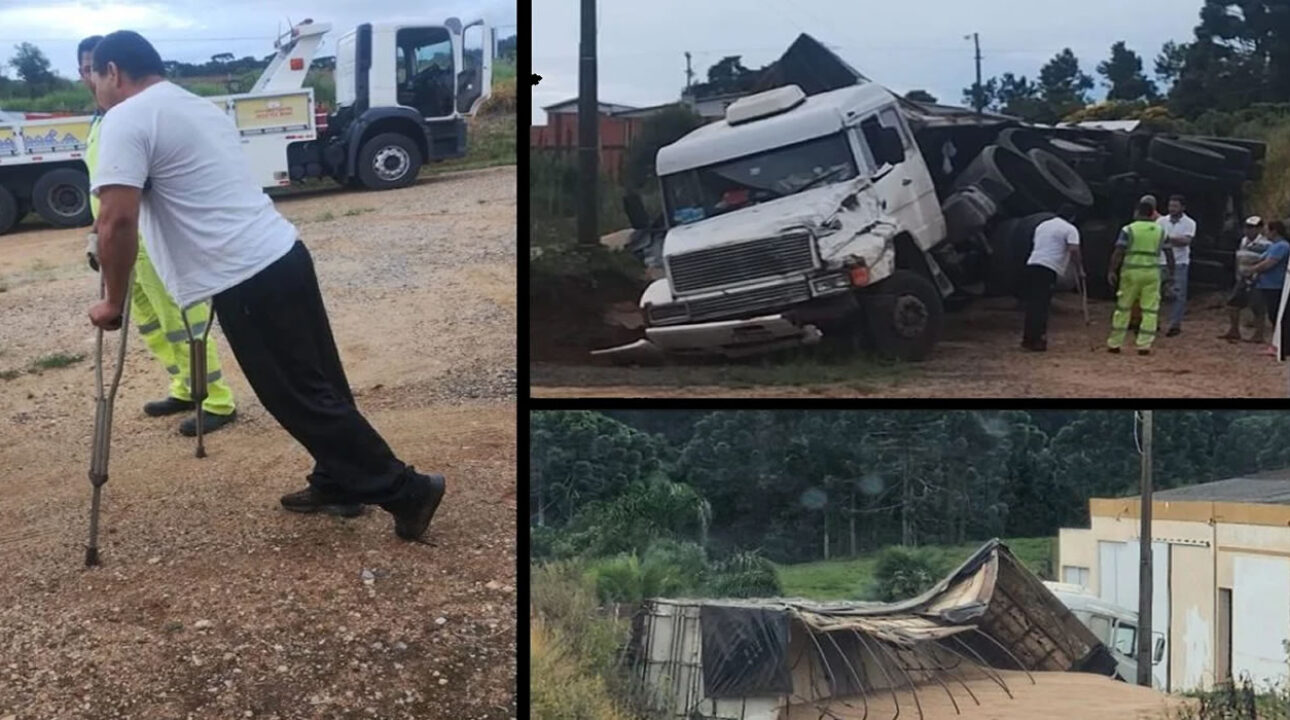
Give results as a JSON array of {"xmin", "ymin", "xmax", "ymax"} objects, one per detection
[{"xmin": 0, "ymin": 15, "xmax": 494, "ymax": 235}]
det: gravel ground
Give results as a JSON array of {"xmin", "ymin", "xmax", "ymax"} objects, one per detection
[
  {"xmin": 0, "ymin": 167, "xmax": 517, "ymax": 719},
  {"xmin": 531, "ymin": 288, "xmax": 1287, "ymax": 398}
]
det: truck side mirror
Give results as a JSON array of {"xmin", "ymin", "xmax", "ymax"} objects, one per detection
[
  {"xmin": 624, "ymin": 193, "xmax": 649, "ymax": 230},
  {"xmin": 1153, "ymin": 635, "xmax": 1166, "ymax": 663}
]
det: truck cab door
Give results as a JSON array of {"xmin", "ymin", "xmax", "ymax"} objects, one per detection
[
  {"xmin": 851, "ymin": 105, "xmax": 944, "ymax": 251},
  {"xmin": 394, "ymin": 25, "xmax": 456, "ymax": 119},
  {"xmin": 456, "ymin": 20, "xmax": 493, "ymax": 116}
]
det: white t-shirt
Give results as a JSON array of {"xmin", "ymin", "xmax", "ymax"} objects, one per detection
[
  {"xmin": 1157, "ymin": 213, "xmax": 1196, "ymax": 266},
  {"xmin": 91, "ymin": 81, "xmax": 296, "ymax": 308},
  {"xmin": 1026, "ymin": 217, "xmax": 1081, "ymax": 275}
]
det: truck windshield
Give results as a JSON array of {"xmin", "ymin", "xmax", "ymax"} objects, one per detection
[{"xmin": 661, "ymin": 132, "xmax": 857, "ymax": 226}]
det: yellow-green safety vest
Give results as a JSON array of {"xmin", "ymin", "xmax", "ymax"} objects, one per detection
[{"xmin": 1123, "ymin": 220, "xmax": 1165, "ymax": 271}]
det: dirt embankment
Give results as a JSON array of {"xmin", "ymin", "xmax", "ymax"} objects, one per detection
[
  {"xmin": 531, "ymin": 288, "xmax": 1287, "ymax": 398},
  {"xmin": 0, "ymin": 168, "xmax": 517, "ymax": 719}
]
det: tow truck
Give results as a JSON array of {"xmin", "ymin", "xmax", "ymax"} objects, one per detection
[{"xmin": 0, "ymin": 14, "xmax": 494, "ymax": 235}]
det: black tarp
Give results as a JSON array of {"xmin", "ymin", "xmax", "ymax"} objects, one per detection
[
  {"xmin": 755, "ymin": 34, "xmax": 868, "ymax": 96},
  {"xmin": 700, "ymin": 605, "xmax": 794, "ymax": 698}
]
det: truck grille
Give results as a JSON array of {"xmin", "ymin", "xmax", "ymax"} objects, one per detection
[
  {"xmin": 668, "ymin": 233, "xmax": 816, "ymax": 294},
  {"xmin": 687, "ymin": 281, "xmax": 812, "ymax": 322}
]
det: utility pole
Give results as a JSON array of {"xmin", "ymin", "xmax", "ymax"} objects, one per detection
[
  {"xmin": 972, "ymin": 33, "xmax": 983, "ymax": 116},
  {"xmin": 1137, "ymin": 410, "xmax": 1154, "ymax": 688},
  {"xmin": 685, "ymin": 51, "xmax": 694, "ymax": 90},
  {"xmin": 576, "ymin": 0, "xmax": 599, "ymax": 247}
]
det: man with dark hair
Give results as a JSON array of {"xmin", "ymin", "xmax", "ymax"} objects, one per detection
[
  {"xmin": 79, "ymin": 35, "xmax": 238, "ymax": 437},
  {"xmin": 1107, "ymin": 200, "xmax": 1175, "ymax": 355},
  {"xmin": 87, "ymin": 30, "xmax": 444, "ymax": 541},
  {"xmin": 1157, "ymin": 194, "xmax": 1196, "ymax": 336},
  {"xmin": 1019, "ymin": 204, "xmax": 1082, "ymax": 352},
  {"xmin": 1250, "ymin": 219, "xmax": 1290, "ymax": 357}
]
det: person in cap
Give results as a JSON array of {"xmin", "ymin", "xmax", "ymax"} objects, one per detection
[{"xmin": 1222, "ymin": 216, "xmax": 1271, "ymax": 343}]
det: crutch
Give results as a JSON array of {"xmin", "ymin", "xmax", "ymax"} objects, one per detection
[
  {"xmin": 85, "ymin": 261, "xmax": 134, "ymax": 568},
  {"xmin": 179, "ymin": 302, "xmax": 214, "ymax": 459},
  {"xmin": 1076, "ymin": 272, "xmax": 1097, "ymax": 352}
]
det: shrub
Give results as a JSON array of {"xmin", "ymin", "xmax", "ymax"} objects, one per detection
[
  {"xmin": 531, "ymin": 619, "xmax": 630, "ymax": 720},
  {"xmin": 871, "ymin": 546, "xmax": 947, "ymax": 601},
  {"xmin": 707, "ymin": 550, "xmax": 783, "ymax": 598}
]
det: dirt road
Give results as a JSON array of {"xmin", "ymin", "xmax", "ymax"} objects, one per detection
[
  {"xmin": 531, "ymin": 289, "xmax": 1286, "ymax": 398},
  {"xmin": 0, "ymin": 168, "xmax": 517, "ymax": 719},
  {"xmin": 783, "ymin": 671, "xmax": 1190, "ymax": 720}
]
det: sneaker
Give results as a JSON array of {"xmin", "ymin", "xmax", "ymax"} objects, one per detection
[
  {"xmin": 179, "ymin": 410, "xmax": 238, "ymax": 437},
  {"xmin": 1166, "ymin": 327, "xmax": 1181, "ymax": 337},
  {"xmin": 144, "ymin": 397, "xmax": 196, "ymax": 417},
  {"xmin": 279, "ymin": 486, "xmax": 364, "ymax": 518},
  {"xmin": 382, "ymin": 471, "xmax": 446, "ymax": 541},
  {"xmin": 1138, "ymin": 348, "xmax": 1152, "ymax": 356},
  {"xmin": 1107, "ymin": 347, "xmax": 1121, "ymax": 354}
]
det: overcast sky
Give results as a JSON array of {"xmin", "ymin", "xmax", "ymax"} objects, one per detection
[
  {"xmin": 533, "ymin": 0, "xmax": 1205, "ymax": 125},
  {"xmin": 0, "ymin": 0, "xmax": 516, "ymax": 82}
]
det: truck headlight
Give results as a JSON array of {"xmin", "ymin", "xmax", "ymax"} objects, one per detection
[
  {"xmin": 811, "ymin": 274, "xmax": 851, "ymax": 295},
  {"xmin": 647, "ymin": 302, "xmax": 689, "ymax": 324}
]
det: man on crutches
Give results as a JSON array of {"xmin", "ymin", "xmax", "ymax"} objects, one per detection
[
  {"xmin": 79, "ymin": 35, "xmax": 237, "ymax": 440},
  {"xmin": 87, "ymin": 31, "xmax": 442, "ymax": 543}
]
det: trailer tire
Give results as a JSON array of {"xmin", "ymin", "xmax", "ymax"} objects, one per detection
[
  {"xmin": 0, "ymin": 186, "xmax": 18, "ymax": 235},
  {"xmin": 356, "ymin": 132, "xmax": 423, "ymax": 190},
  {"xmin": 1027, "ymin": 148, "xmax": 1093, "ymax": 207},
  {"xmin": 952, "ymin": 145, "xmax": 1016, "ymax": 205},
  {"xmin": 1148, "ymin": 137, "xmax": 1226, "ymax": 175},
  {"xmin": 861, "ymin": 269, "xmax": 943, "ymax": 361},
  {"xmin": 1185, "ymin": 138, "xmax": 1252, "ymax": 170},
  {"xmin": 1141, "ymin": 157, "xmax": 1223, "ymax": 188},
  {"xmin": 32, "ymin": 168, "xmax": 91, "ymax": 227}
]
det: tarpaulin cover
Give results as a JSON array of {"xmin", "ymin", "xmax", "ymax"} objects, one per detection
[
  {"xmin": 700, "ymin": 605, "xmax": 794, "ymax": 698},
  {"xmin": 756, "ymin": 34, "xmax": 869, "ymax": 97}
]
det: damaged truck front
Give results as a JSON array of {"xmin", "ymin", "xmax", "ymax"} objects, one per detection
[{"xmin": 593, "ymin": 83, "xmax": 953, "ymax": 363}]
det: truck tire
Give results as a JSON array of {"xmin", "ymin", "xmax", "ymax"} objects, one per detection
[
  {"xmin": 1148, "ymin": 137, "xmax": 1226, "ymax": 176},
  {"xmin": 1195, "ymin": 135, "xmax": 1266, "ymax": 162},
  {"xmin": 32, "ymin": 168, "xmax": 91, "ymax": 227},
  {"xmin": 942, "ymin": 186, "xmax": 997, "ymax": 241},
  {"xmin": 1027, "ymin": 149, "xmax": 1093, "ymax": 207},
  {"xmin": 1078, "ymin": 218, "xmax": 1117, "ymax": 299},
  {"xmin": 861, "ymin": 269, "xmax": 944, "ymax": 361},
  {"xmin": 1185, "ymin": 138, "xmax": 1252, "ymax": 169},
  {"xmin": 996, "ymin": 127, "xmax": 1058, "ymax": 158},
  {"xmin": 990, "ymin": 212, "xmax": 1057, "ymax": 298},
  {"xmin": 356, "ymin": 132, "xmax": 423, "ymax": 190},
  {"xmin": 952, "ymin": 145, "xmax": 1016, "ymax": 205},
  {"xmin": 1141, "ymin": 157, "xmax": 1223, "ymax": 188},
  {"xmin": 0, "ymin": 186, "xmax": 18, "ymax": 235}
]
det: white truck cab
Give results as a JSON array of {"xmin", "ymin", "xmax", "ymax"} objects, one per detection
[
  {"xmin": 1044, "ymin": 581, "xmax": 1167, "ymax": 690},
  {"xmin": 596, "ymin": 82, "xmax": 952, "ymax": 363}
]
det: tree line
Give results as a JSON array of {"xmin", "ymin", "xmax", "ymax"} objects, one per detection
[{"xmin": 530, "ymin": 410, "xmax": 1290, "ymax": 565}]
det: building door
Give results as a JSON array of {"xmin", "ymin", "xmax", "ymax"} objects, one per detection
[
  {"xmin": 1217, "ymin": 588, "xmax": 1232, "ymax": 685},
  {"xmin": 1232, "ymin": 555, "xmax": 1290, "ymax": 690}
]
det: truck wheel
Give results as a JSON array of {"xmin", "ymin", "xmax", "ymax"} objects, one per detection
[
  {"xmin": 1027, "ymin": 149, "xmax": 1093, "ymax": 207},
  {"xmin": 1141, "ymin": 157, "xmax": 1223, "ymax": 188},
  {"xmin": 0, "ymin": 186, "xmax": 18, "ymax": 235},
  {"xmin": 1185, "ymin": 138, "xmax": 1252, "ymax": 170},
  {"xmin": 357, "ymin": 133, "xmax": 423, "ymax": 190},
  {"xmin": 862, "ymin": 269, "xmax": 944, "ymax": 361},
  {"xmin": 1148, "ymin": 137, "xmax": 1226, "ymax": 176},
  {"xmin": 32, "ymin": 168, "xmax": 92, "ymax": 227}
]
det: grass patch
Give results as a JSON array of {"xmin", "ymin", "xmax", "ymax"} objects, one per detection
[
  {"xmin": 432, "ymin": 113, "xmax": 516, "ymax": 173},
  {"xmin": 342, "ymin": 207, "xmax": 376, "ymax": 217},
  {"xmin": 314, "ymin": 211, "xmax": 336, "ymax": 223},
  {"xmin": 0, "ymin": 369, "xmax": 20, "ymax": 381},
  {"xmin": 32, "ymin": 352, "xmax": 86, "ymax": 370},
  {"xmin": 776, "ymin": 537, "xmax": 1055, "ymax": 601}
]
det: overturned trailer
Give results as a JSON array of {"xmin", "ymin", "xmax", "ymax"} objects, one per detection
[{"xmin": 629, "ymin": 539, "xmax": 1117, "ymax": 720}]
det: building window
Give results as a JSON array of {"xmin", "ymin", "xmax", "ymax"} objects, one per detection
[{"xmin": 1062, "ymin": 565, "xmax": 1091, "ymax": 588}]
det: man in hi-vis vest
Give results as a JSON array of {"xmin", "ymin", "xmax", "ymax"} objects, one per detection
[
  {"xmin": 1106, "ymin": 199, "xmax": 1176, "ymax": 355},
  {"xmin": 79, "ymin": 35, "xmax": 237, "ymax": 435}
]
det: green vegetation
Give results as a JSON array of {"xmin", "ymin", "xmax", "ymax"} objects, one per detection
[
  {"xmin": 0, "ymin": 369, "xmax": 20, "ymax": 381},
  {"xmin": 777, "ymin": 537, "xmax": 1055, "ymax": 601},
  {"xmin": 342, "ymin": 207, "xmax": 375, "ymax": 217},
  {"xmin": 32, "ymin": 352, "xmax": 85, "ymax": 370}
]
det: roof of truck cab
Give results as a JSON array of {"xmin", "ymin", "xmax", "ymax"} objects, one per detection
[{"xmin": 656, "ymin": 82, "xmax": 897, "ymax": 176}]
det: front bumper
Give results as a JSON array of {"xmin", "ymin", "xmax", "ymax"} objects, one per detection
[{"xmin": 591, "ymin": 313, "xmax": 824, "ymax": 363}]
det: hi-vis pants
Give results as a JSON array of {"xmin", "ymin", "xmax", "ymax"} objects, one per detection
[
  {"xmin": 1108, "ymin": 267, "xmax": 1162, "ymax": 350},
  {"xmin": 131, "ymin": 244, "xmax": 235, "ymax": 415}
]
